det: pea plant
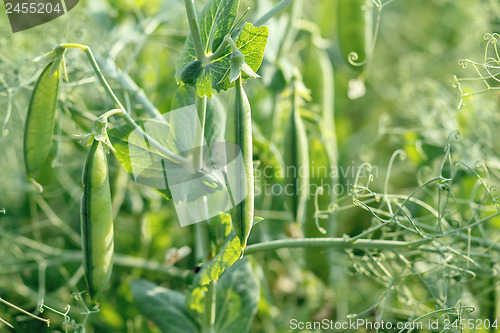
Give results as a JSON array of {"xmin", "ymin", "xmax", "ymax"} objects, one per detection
[{"xmin": 2, "ymin": 0, "xmax": 500, "ymax": 332}]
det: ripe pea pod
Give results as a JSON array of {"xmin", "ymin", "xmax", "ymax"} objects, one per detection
[
  {"xmin": 226, "ymin": 77, "xmax": 254, "ymax": 249},
  {"xmin": 337, "ymin": 0, "xmax": 371, "ymax": 72},
  {"xmin": 81, "ymin": 139, "xmax": 114, "ymax": 299},
  {"xmin": 283, "ymin": 90, "xmax": 310, "ymax": 226},
  {"xmin": 23, "ymin": 62, "xmax": 60, "ymax": 183}
]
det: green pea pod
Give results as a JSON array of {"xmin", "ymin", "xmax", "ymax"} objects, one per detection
[
  {"xmin": 23, "ymin": 62, "xmax": 60, "ymax": 183},
  {"xmin": 226, "ymin": 77, "xmax": 254, "ymax": 249},
  {"xmin": 283, "ymin": 91, "xmax": 310, "ymax": 226},
  {"xmin": 81, "ymin": 140, "xmax": 114, "ymax": 299},
  {"xmin": 337, "ymin": 0, "xmax": 370, "ymax": 72}
]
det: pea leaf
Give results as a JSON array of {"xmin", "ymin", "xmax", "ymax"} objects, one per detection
[
  {"xmin": 175, "ymin": 0, "xmax": 240, "ymax": 83},
  {"xmin": 195, "ymin": 229, "xmax": 242, "ymax": 288},
  {"xmin": 186, "ymin": 227, "xmax": 242, "ymax": 314},
  {"xmin": 177, "ymin": 19, "xmax": 268, "ymax": 98},
  {"xmin": 131, "ymin": 279, "xmax": 200, "ymax": 333},
  {"xmin": 214, "ymin": 259, "xmax": 260, "ymax": 333}
]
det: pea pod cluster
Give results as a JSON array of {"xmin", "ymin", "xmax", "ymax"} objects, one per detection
[
  {"xmin": 81, "ymin": 139, "xmax": 114, "ymax": 299},
  {"xmin": 23, "ymin": 62, "xmax": 60, "ymax": 183},
  {"xmin": 283, "ymin": 91, "xmax": 310, "ymax": 226},
  {"xmin": 226, "ymin": 77, "xmax": 254, "ymax": 249}
]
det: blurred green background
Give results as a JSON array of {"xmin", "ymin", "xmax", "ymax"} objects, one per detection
[{"xmin": 1, "ymin": 0, "xmax": 500, "ymax": 332}]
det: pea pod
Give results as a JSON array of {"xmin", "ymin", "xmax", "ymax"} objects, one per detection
[
  {"xmin": 81, "ymin": 139, "xmax": 114, "ymax": 299},
  {"xmin": 283, "ymin": 90, "xmax": 309, "ymax": 226},
  {"xmin": 23, "ymin": 62, "xmax": 60, "ymax": 183},
  {"xmin": 226, "ymin": 77, "xmax": 254, "ymax": 249},
  {"xmin": 337, "ymin": 0, "xmax": 371, "ymax": 72}
]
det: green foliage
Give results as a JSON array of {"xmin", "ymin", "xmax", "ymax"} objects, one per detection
[
  {"xmin": 213, "ymin": 259, "xmax": 260, "ymax": 333},
  {"xmin": 187, "ymin": 228, "xmax": 242, "ymax": 314},
  {"xmin": 3, "ymin": 0, "xmax": 500, "ymax": 332},
  {"xmin": 131, "ymin": 279, "xmax": 200, "ymax": 333},
  {"xmin": 177, "ymin": 19, "xmax": 268, "ymax": 97}
]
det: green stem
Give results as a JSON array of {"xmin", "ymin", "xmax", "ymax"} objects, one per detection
[
  {"xmin": 191, "ymin": 95, "xmax": 212, "ymax": 332},
  {"xmin": 2, "ymin": 234, "xmax": 191, "ymax": 280},
  {"xmin": 225, "ymin": 36, "xmax": 238, "ymax": 51},
  {"xmin": 0, "ymin": 297, "xmax": 50, "ymax": 327},
  {"xmin": 95, "ymin": 55, "xmax": 162, "ymax": 118},
  {"xmin": 244, "ymin": 237, "xmax": 433, "ymax": 255},
  {"xmin": 59, "ymin": 44, "xmax": 125, "ymax": 112},
  {"xmin": 203, "ymin": 280, "xmax": 217, "ymax": 333},
  {"xmin": 59, "ymin": 44, "xmax": 190, "ymax": 168},
  {"xmin": 184, "ymin": 0, "xmax": 207, "ymax": 63},
  {"xmin": 275, "ymin": 0, "xmax": 301, "ymax": 60},
  {"xmin": 208, "ymin": 7, "xmax": 250, "ymax": 62},
  {"xmin": 59, "ymin": 44, "xmax": 126, "ymax": 113},
  {"xmin": 253, "ymin": 0, "xmax": 295, "ymax": 27},
  {"xmin": 194, "ymin": 96, "xmax": 207, "ymax": 170},
  {"xmin": 100, "ymin": 108, "xmax": 123, "ymax": 119},
  {"xmin": 117, "ymin": 109, "xmax": 190, "ymax": 167}
]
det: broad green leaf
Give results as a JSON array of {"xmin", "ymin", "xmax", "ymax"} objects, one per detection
[
  {"xmin": 131, "ymin": 279, "xmax": 200, "ymax": 333},
  {"xmin": 23, "ymin": 62, "xmax": 60, "ymax": 182},
  {"xmin": 215, "ymin": 259, "xmax": 260, "ymax": 333},
  {"xmin": 196, "ymin": 231, "xmax": 242, "ymax": 285},
  {"xmin": 175, "ymin": 0, "xmax": 240, "ymax": 81},
  {"xmin": 177, "ymin": 22, "xmax": 268, "ymax": 98},
  {"xmin": 187, "ymin": 228, "xmax": 242, "ymax": 314},
  {"xmin": 186, "ymin": 217, "xmax": 262, "ymax": 314}
]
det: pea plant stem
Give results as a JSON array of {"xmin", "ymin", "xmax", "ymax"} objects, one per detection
[
  {"xmin": 193, "ymin": 95, "xmax": 207, "ymax": 170},
  {"xmin": 95, "ymin": 55, "xmax": 162, "ymax": 118},
  {"xmin": 59, "ymin": 44, "xmax": 191, "ymax": 168},
  {"xmin": 184, "ymin": 0, "xmax": 207, "ymax": 63},
  {"xmin": 192, "ymin": 95, "xmax": 215, "ymax": 333},
  {"xmin": 3, "ymin": 233, "xmax": 192, "ymax": 280},
  {"xmin": 58, "ymin": 44, "xmax": 126, "ymax": 112},
  {"xmin": 254, "ymin": 0, "xmax": 295, "ymax": 27},
  {"xmin": 83, "ymin": 47, "xmax": 127, "ymax": 112},
  {"xmin": 180, "ymin": 1, "xmax": 215, "ymax": 325},
  {"xmin": 0, "ymin": 296, "xmax": 50, "ymax": 327},
  {"xmin": 244, "ymin": 237, "xmax": 433, "ymax": 255},
  {"xmin": 204, "ymin": 280, "xmax": 217, "ymax": 333}
]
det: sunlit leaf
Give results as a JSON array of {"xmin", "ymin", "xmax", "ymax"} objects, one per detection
[
  {"xmin": 177, "ymin": 18, "xmax": 268, "ymax": 97},
  {"xmin": 175, "ymin": 0, "xmax": 240, "ymax": 85},
  {"xmin": 187, "ymin": 227, "xmax": 242, "ymax": 314}
]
